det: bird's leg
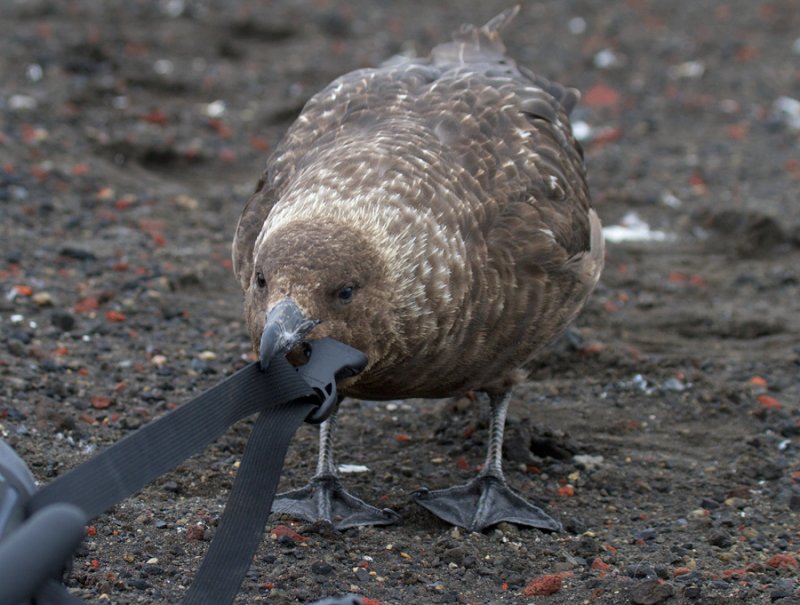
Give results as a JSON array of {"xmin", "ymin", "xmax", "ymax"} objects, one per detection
[
  {"xmin": 414, "ymin": 392, "xmax": 562, "ymax": 532},
  {"xmin": 271, "ymin": 404, "xmax": 399, "ymax": 530}
]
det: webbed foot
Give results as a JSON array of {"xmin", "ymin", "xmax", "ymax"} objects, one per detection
[
  {"xmin": 413, "ymin": 475, "xmax": 561, "ymax": 533},
  {"xmin": 272, "ymin": 475, "xmax": 400, "ymax": 530}
]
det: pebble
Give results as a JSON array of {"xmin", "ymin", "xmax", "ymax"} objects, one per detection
[
  {"xmin": 32, "ymin": 291, "xmax": 54, "ymax": 306},
  {"xmin": 629, "ymin": 579, "xmax": 674, "ymax": 604},
  {"xmin": 662, "ymin": 377, "xmax": 686, "ymax": 392},
  {"xmin": 769, "ymin": 579, "xmax": 796, "ymax": 601},
  {"xmin": 354, "ymin": 567, "xmax": 370, "ymax": 583},
  {"xmin": 573, "ymin": 454, "xmax": 604, "ymax": 470},
  {"xmin": 627, "ymin": 562, "xmax": 656, "ymax": 578},
  {"xmin": 668, "ymin": 60, "xmax": 705, "ymax": 80},
  {"xmin": 707, "ymin": 529, "xmax": 733, "ymax": 548},
  {"xmin": 185, "ymin": 524, "xmax": 205, "ymax": 541},
  {"xmin": 50, "ymin": 311, "xmax": 76, "ymax": 331},
  {"xmin": 442, "ymin": 546, "xmax": 469, "ymax": 566},
  {"xmin": 521, "ymin": 574, "xmax": 564, "ymax": 596},
  {"xmin": 774, "ymin": 96, "xmax": 800, "ymax": 132},
  {"xmin": 674, "ymin": 571, "xmax": 703, "ymax": 584},
  {"xmin": 9, "ymin": 94, "xmax": 37, "ymax": 110},
  {"xmin": 634, "ymin": 527, "xmax": 657, "ymax": 542},
  {"xmin": 311, "ymin": 561, "xmax": 334, "ymax": 575},
  {"xmin": 128, "ymin": 579, "xmax": 150, "ymax": 590}
]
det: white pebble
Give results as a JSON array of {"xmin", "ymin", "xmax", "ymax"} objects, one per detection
[
  {"xmin": 153, "ymin": 59, "xmax": 174, "ymax": 75},
  {"xmin": 27, "ymin": 64, "xmax": 43, "ymax": 82},
  {"xmin": 338, "ymin": 464, "xmax": 369, "ymax": 474},
  {"xmin": 568, "ymin": 16, "xmax": 587, "ymax": 35},
  {"xmin": 205, "ymin": 100, "xmax": 226, "ymax": 117},
  {"xmin": 668, "ymin": 60, "xmax": 705, "ymax": 80},
  {"xmin": 9, "ymin": 95, "xmax": 37, "ymax": 110}
]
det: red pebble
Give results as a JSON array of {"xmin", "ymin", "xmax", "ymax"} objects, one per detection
[
  {"xmin": 185, "ymin": 524, "xmax": 205, "ymax": 541},
  {"xmin": 766, "ymin": 554, "xmax": 798, "ymax": 569},
  {"xmin": 522, "ymin": 574, "xmax": 564, "ymax": 596},
  {"xmin": 757, "ymin": 394, "xmax": 781, "ymax": 410},
  {"xmin": 90, "ymin": 396, "xmax": 112, "ymax": 410},
  {"xmin": 583, "ymin": 84, "xmax": 620, "ymax": 108},
  {"xmin": 557, "ymin": 485, "xmax": 575, "ymax": 497},
  {"xmin": 591, "ymin": 557, "xmax": 611, "ymax": 571},
  {"xmin": 270, "ymin": 524, "xmax": 306, "ymax": 542}
]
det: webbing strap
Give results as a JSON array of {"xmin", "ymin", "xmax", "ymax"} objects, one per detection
[
  {"xmin": 183, "ymin": 401, "xmax": 315, "ymax": 605},
  {"xmin": 16, "ymin": 338, "xmax": 366, "ymax": 605},
  {"xmin": 28, "ymin": 357, "xmax": 314, "ymax": 520}
]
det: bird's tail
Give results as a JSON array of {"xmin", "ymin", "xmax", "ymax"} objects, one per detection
[{"xmin": 431, "ymin": 6, "xmax": 520, "ymax": 65}]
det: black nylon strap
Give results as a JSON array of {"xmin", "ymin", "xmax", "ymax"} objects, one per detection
[
  {"xmin": 18, "ymin": 338, "xmax": 367, "ymax": 605},
  {"xmin": 183, "ymin": 400, "xmax": 316, "ymax": 605},
  {"xmin": 29, "ymin": 357, "xmax": 315, "ymax": 520}
]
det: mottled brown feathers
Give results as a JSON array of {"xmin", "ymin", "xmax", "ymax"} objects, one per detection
[{"xmin": 232, "ymin": 8, "xmax": 603, "ymax": 399}]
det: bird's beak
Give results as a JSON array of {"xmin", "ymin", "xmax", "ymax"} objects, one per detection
[{"xmin": 259, "ymin": 297, "xmax": 319, "ymax": 370}]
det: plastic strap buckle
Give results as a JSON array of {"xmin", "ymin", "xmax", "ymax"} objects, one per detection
[{"xmin": 295, "ymin": 339, "xmax": 367, "ymax": 424}]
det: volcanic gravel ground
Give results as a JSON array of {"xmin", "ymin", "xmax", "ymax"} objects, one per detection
[{"xmin": 1, "ymin": 1, "xmax": 800, "ymax": 604}]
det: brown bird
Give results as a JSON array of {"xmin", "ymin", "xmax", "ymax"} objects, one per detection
[{"xmin": 232, "ymin": 7, "xmax": 603, "ymax": 532}]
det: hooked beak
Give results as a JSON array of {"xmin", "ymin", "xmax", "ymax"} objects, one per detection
[{"xmin": 259, "ymin": 298, "xmax": 319, "ymax": 370}]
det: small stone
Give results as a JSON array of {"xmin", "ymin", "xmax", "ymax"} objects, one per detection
[
  {"xmin": 634, "ymin": 527, "xmax": 657, "ymax": 542},
  {"xmin": 684, "ymin": 585, "xmax": 702, "ymax": 599},
  {"xmin": 573, "ymin": 454, "xmax": 604, "ymax": 470},
  {"xmin": 59, "ymin": 246, "xmax": 96, "ymax": 261},
  {"xmin": 521, "ymin": 574, "xmax": 564, "ymax": 596},
  {"xmin": 162, "ymin": 480, "xmax": 180, "ymax": 493},
  {"xmin": 627, "ymin": 562, "xmax": 655, "ymax": 578},
  {"xmin": 662, "ymin": 377, "xmax": 686, "ymax": 392},
  {"xmin": 197, "ymin": 350, "xmax": 217, "ymax": 361},
  {"xmin": 33, "ymin": 291, "xmax": 54, "ymax": 306},
  {"xmin": 630, "ymin": 579, "xmax": 674, "ymax": 605},
  {"xmin": 50, "ymin": 311, "xmax": 75, "ymax": 332},
  {"xmin": 311, "ymin": 561, "xmax": 334, "ymax": 575},
  {"xmin": 707, "ymin": 529, "xmax": 733, "ymax": 548},
  {"xmin": 174, "ymin": 194, "xmax": 199, "ymax": 209},
  {"xmin": 186, "ymin": 524, "xmax": 205, "ymax": 541},
  {"xmin": 770, "ymin": 579, "xmax": 796, "ymax": 601},
  {"xmin": 442, "ymin": 547, "xmax": 467, "ymax": 566},
  {"xmin": 151, "ymin": 354, "xmax": 167, "ymax": 366},
  {"xmin": 128, "ymin": 579, "xmax": 150, "ymax": 590}
]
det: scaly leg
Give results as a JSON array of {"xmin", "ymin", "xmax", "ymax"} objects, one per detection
[
  {"xmin": 414, "ymin": 392, "xmax": 561, "ymax": 532},
  {"xmin": 271, "ymin": 406, "xmax": 399, "ymax": 530}
]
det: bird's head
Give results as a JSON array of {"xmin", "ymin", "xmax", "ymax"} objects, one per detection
[{"xmin": 244, "ymin": 220, "xmax": 396, "ymax": 375}]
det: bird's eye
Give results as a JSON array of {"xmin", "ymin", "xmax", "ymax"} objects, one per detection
[
  {"xmin": 337, "ymin": 286, "xmax": 354, "ymax": 304},
  {"xmin": 255, "ymin": 272, "xmax": 266, "ymax": 289}
]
